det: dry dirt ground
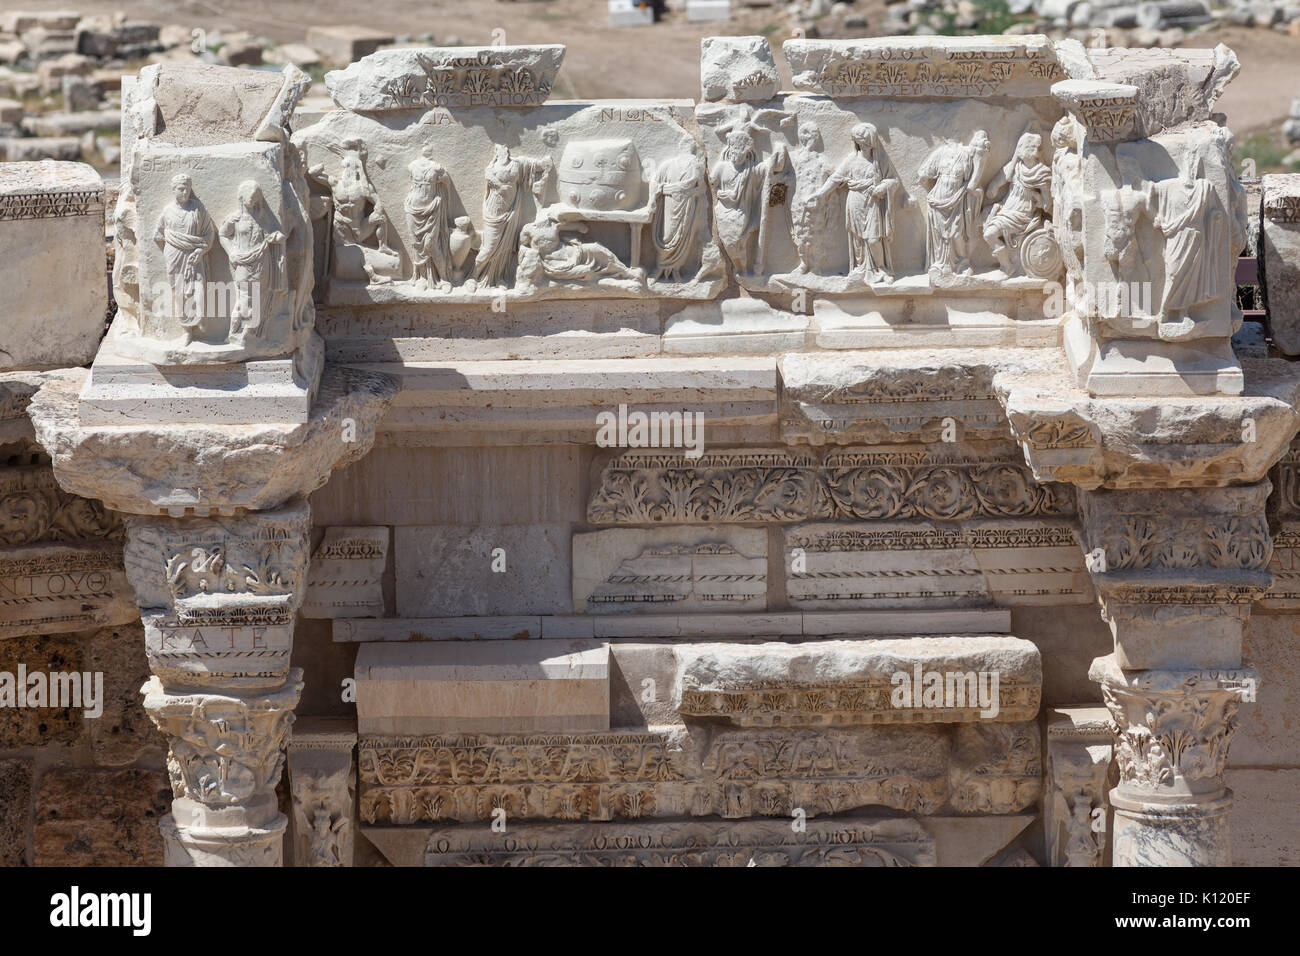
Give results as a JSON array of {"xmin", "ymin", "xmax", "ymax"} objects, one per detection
[{"xmin": 14, "ymin": 0, "xmax": 1300, "ymax": 132}]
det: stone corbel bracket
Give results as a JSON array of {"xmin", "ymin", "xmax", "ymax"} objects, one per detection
[
  {"xmin": 992, "ymin": 357, "xmax": 1300, "ymax": 490},
  {"xmin": 27, "ymin": 364, "xmax": 398, "ymax": 516}
]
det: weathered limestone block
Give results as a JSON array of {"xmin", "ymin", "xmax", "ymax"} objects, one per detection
[
  {"xmin": 287, "ymin": 716, "xmax": 356, "ymax": 867},
  {"xmin": 0, "ymin": 759, "xmax": 32, "ymax": 866},
  {"xmin": 1260, "ymin": 174, "xmax": 1300, "ymax": 355},
  {"xmin": 130, "ymin": 61, "xmax": 292, "ymax": 148},
  {"xmin": 301, "ymin": 526, "xmax": 388, "ymax": 619},
  {"xmin": 324, "ymin": 45, "xmax": 565, "ymax": 112},
  {"xmin": 0, "ymin": 161, "xmax": 106, "ymax": 371},
  {"xmin": 305, "ymin": 25, "xmax": 395, "ymax": 67},
  {"xmin": 88, "ymin": 623, "xmax": 163, "ymax": 766},
  {"xmin": 778, "ymin": 350, "xmax": 1043, "ymax": 447},
  {"xmin": 395, "ymin": 523, "xmax": 570, "ymax": 618},
  {"xmin": 572, "ymin": 527, "xmax": 767, "ymax": 614},
  {"xmin": 34, "ymin": 768, "xmax": 169, "ymax": 867},
  {"xmin": 0, "ymin": 464, "xmax": 135, "ymax": 639},
  {"xmin": 993, "ymin": 355, "xmax": 1300, "ymax": 490},
  {"xmin": 673, "ymin": 636, "xmax": 1042, "ymax": 725},
  {"xmin": 586, "ymin": 446, "xmax": 1072, "ymax": 525},
  {"xmin": 124, "ymin": 501, "xmax": 310, "ymax": 690},
  {"xmin": 297, "ymin": 51, "xmax": 724, "ymax": 307},
  {"xmin": 699, "ymin": 36, "xmax": 778, "ymax": 104},
  {"xmin": 357, "ymin": 718, "xmax": 1039, "ymax": 825},
  {"xmin": 354, "ymin": 640, "xmax": 611, "ymax": 734},
  {"xmin": 1079, "ymin": 483, "xmax": 1272, "ymax": 669},
  {"xmin": 0, "ymin": 633, "xmax": 83, "ymax": 745},
  {"xmin": 29, "ymin": 364, "xmax": 397, "ymax": 515},
  {"xmin": 949, "ymin": 721, "xmax": 1042, "ymax": 814},
  {"xmin": 1091, "ymin": 654, "xmax": 1257, "ymax": 867},
  {"xmin": 1044, "ymin": 706, "xmax": 1113, "ymax": 866},
  {"xmin": 1064, "ymin": 45, "xmax": 1239, "ymax": 139},
  {"xmin": 417, "ymin": 818, "xmax": 936, "ymax": 866},
  {"xmin": 1053, "ymin": 59, "xmax": 1248, "ymax": 398},
  {"xmin": 783, "ymin": 519, "xmax": 1092, "ymax": 609},
  {"xmin": 784, "ymin": 35, "xmax": 1069, "ymax": 100}
]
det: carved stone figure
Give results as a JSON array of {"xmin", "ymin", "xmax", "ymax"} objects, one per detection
[
  {"xmin": 313, "ymin": 139, "xmax": 401, "ymax": 285},
  {"xmin": 711, "ymin": 129, "xmax": 765, "ymax": 276},
  {"xmin": 219, "ymin": 181, "xmax": 284, "ymax": 338},
  {"xmin": 449, "ymin": 216, "xmax": 480, "ymax": 282},
  {"xmin": 404, "ymin": 145, "xmax": 453, "ymax": 292},
  {"xmin": 153, "ymin": 173, "xmax": 215, "ymax": 344},
  {"xmin": 789, "ymin": 121, "xmax": 832, "ymax": 275},
  {"xmin": 812, "ymin": 122, "xmax": 900, "ymax": 281},
  {"xmin": 981, "ymin": 131, "xmax": 1052, "ymax": 277},
  {"xmin": 1152, "ymin": 157, "xmax": 1226, "ymax": 332},
  {"xmin": 651, "ymin": 155, "xmax": 708, "ymax": 282},
  {"xmin": 515, "ymin": 213, "xmax": 646, "ymax": 293},
  {"xmin": 471, "ymin": 144, "xmax": 554, "ymax": 290},
  {"xmin": 1100, "ymin": 155, "xmax": 1154, "ymax": 320},
  {"xmin": 1051, "ymin": 117, "xmax": 1084, "ymax": 280},
  {"xmin": 918, "ymin": 131, "xmax": 990, "ymax": 276}
]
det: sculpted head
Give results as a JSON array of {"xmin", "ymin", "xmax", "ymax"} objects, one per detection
[
  {"xmin": 236, "ymin": 180, "xmax": 263, "ymax": 212},
  {"xmin": 1051, "ymin": 116, "xmax": 1076, "ymax": 152},
  {"xmin": 850, "ymin": 122, "xmax": 879, "ymax": 153},
  {"xmin": 170, "ymin": 173, "xmax": 193, "ymax": 205},
  {"xmin": 971, "ymin": 130, "xmax": 991, "ymax": 155},
  {"xmin": 798, "ymin": 121, "xmax": 822, "ymax": 151},
  {"xmin": 725, "ymin": 129, "xmax": 755, "ymax": 163},
  {"xmin": 1015, "ymin": 132, "xmax": 1043, "ymax": 164}
]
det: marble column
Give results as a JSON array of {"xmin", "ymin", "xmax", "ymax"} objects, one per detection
[
  {"xmin": 1080, "ymin": 484, "xmax": 1268, "ymax": 866},
  {"xmin": 126, "ymin": 501, "xmax": 311, "ymax": 866}
]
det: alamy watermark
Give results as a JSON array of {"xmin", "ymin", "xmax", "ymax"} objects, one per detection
[
  {"xmin": 596, "ymin": 403, "xmax": 705, "ymax": 458},
  {"xmin": 0, "ymin": 665, "xmax": 103, "ymax": 718},
  {"xmin": 890, "ymin": 664, "xmax": 1001, "ymax": 718}
]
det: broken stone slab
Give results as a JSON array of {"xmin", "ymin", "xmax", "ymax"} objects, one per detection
[
  {"xmin": 1261, "ymin": 174, "xmax": 1300, "ymax": 355},
  {"xmin": 354, "ymin": 640, "xmax": 611, "ymax": 734},
  {"xmin": 22, "ymin": 108, "xmax": 121, "ymax": 137},
  {"xmin": 324, "ymin": 45, "xmax": 565, "ymax": 112},
  {"xmin": 0, "ymin": 161, "xmax": 106, "ymax": 372},
  {"xmin": 992, "ymin": 355, "xmax": 1300, "ymax": 490},
  {"xmin": 301, "ymin": 526, "xmax": 389, "ymax": 619},
  {"xmin": 673, "ymin": 635, "xmax": 1042, "ymax": 725},
  {"xmin": 1064, "ymin": 44, "xmax": 1239, "ymax": 138},
  {"xmin": 572, "ymin": 527, "xmax": 768, "ymax": 615},
  {"xmin": 305, "ymin": 25, "xmax": 396, "ymax": 67},
  {"xmin": 777, "ymin": 348, "xmax": 1058, "ymax": 446},
  {"xmin": 700, "ymin": 36, "xmax": 778, "ymax": 103},
  {"xmin": 28, "ymin": 364, "xmax": 397, "ymax": 516},
  {"xmin": 783, "ymin": 34, "xmax": 1068, "ymax": 99},
  {"xmin": 0, "ymin": 137, "xmax": 81, "ymax": 161},
  {"xmin": 0, "ymin": 541, "xmax": 136, "ymax": 640},
  {"xmin": 129, "ymin": 61, "xmax": 296, "ymax": 147}
]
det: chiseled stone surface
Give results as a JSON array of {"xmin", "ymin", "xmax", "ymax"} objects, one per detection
[
  {"xmin": 395, "ymin": 523, "xmax": 571, "ymax": 618},
  {"xmin": 7, "ymin": 34, "xmax": 1300, "ymax": 870},
  {"xmin": 572, "ymin": 527, "xmax": 767, "ymax": 615},
  {"xmin": 0, "ymin": 161, "xmax": 105, "ymax": 371},
  {"xmin": 1261, "ymin": 174, "xmax": 1300, "ymax": 356},
  {"xmin": 34, "ymin": 768, "xmax": 170, "ymax": 867},
  {"xmin": 354, "ymin": 640, "xmax": 611, "ymax": 734},
  {"xmin": 30, "ymin": 364, "xmax": 397, "ymax": 515},
  {"xmin": 301, "ymin": 526, "xmax": 389, "ymax": 619},
  {"xmin": 673, "ymin": 636, "xmax": 1042, "ymax": 725},
  {"xmin": 0, "ymin": 759, "xmax": 33, "ymax": 866}
]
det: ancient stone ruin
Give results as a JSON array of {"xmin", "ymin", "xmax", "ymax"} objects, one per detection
[{"xmin": 2, "ymin": 32, "xmax": 1298, "ymax": 869}]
